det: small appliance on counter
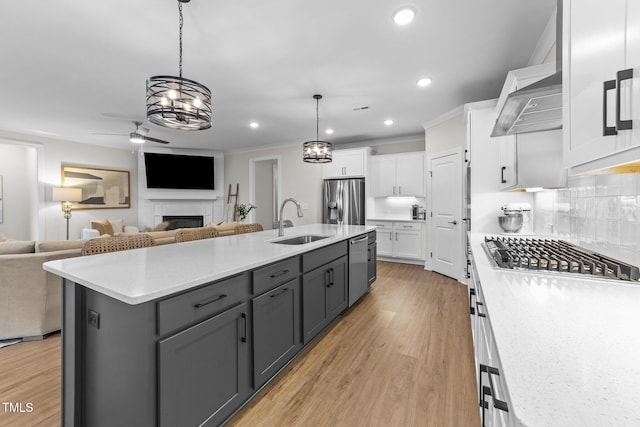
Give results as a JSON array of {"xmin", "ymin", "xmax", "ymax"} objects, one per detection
[
  {"xmin": 418, "ymin": 206, "xmax": 426, "ymax": 220},
  {"xmin": 411, "ymin": 204, "xmax": 419, "ymax": 220},
  {"xmin": 498, "ymin": 202, "xmax": 532, "ymax": 234}
]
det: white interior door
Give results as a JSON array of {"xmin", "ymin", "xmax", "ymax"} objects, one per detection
[{"xmin": 429, "ymin": 149, "xmax": 462, "ymax": 280}]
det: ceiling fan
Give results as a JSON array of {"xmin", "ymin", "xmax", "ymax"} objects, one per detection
[{"xmin": 93, "ymin": 121, "xmax": 170, "ymax": 145}]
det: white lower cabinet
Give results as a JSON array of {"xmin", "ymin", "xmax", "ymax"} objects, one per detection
[
  {"xmin": 469, "ymin": 259, "xmax": 515, "ymax": 427},
  {"xmin": 369, "ymin": 221, "xmax": 424, "ymax": 261}
]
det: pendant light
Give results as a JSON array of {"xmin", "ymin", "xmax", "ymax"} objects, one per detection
[
  {"xmin": 146, "ymin": 0, "xmax": 212, "ymax": 130},
  {"xmin": 303, "ymin": 94, "xmax": 333, "ymax": 163}
]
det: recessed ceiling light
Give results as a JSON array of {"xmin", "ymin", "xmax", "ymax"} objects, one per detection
[
  {"xmin": 393, "ymin": 7, "xmax": 416, "ymax": 26},
  {"xmin": 325, "ymin": 129, "xmax": 334, "ymax": 135},
  {"xmin": 384, "ymin": 119, "xmax": 394, "ymax": 126},
  {"xmin": 249, "ymin": 122, "xmax": 259, "ymax": 129},
  {"xmin": 417, "ymin": 77, "xmax": 432, "ymax": 87}
]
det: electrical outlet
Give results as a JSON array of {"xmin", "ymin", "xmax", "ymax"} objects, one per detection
[{"xmin": 88, "ymin": 309, "xmax": 100, "ymax": 329}]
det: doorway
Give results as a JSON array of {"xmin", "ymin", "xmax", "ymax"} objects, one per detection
[
  {"xmin": 427, "ymin": 148, "xmax": 463, "ymax": 281},
  {"xmin": 249, "ymin": 156, "xmax": 281, "ymax": 230}
]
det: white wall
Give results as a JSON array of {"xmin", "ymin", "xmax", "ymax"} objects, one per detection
[
  {"xmin": 0, "ymin": 132, "xmax": 138, "ymax": 240},
  {"xmin": 224, "ymin": 144, "xmax": 324, "ymax": 226},
  {"xmin": 0, "ymin": 143, "xmax": 38, "ymax": 240}
]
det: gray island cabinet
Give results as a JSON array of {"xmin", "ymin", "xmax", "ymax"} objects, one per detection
[{"xmin": 44, "ymin": 224, "xmax": 375, "ymax": 427}]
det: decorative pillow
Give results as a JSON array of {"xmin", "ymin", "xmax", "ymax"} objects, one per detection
[
  {"xmin": 0, "ymin": 233, "xmax": 7, "ymax": 242},
  {"xmin": 109, "ymin": 219, "xmax": 124, "ymax": 233},
  {"xmin": 155, "ymin": 222, "xmax": 169, "ymax": 231},
  {"xmin": 90, "ymin": 219, "xmax": 114, "ymax": 236}
]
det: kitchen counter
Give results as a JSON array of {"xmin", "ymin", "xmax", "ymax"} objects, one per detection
[
  {"xmin": 43, "ymin": 224, "xmax": 374, "ymax": 304},
  {"xmin": 469, "ymin": 232, "xmax": 640, "ymax": 427}
]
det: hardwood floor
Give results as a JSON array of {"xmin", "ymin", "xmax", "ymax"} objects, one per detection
[{"xmin": 0, "ymin": 261, "xmax": 479, "ymax": 427}]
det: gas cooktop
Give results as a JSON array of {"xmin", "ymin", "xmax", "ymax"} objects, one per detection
[{"xmin": 483, "ymin": 236, "xmax": 640, "ymax": 282}]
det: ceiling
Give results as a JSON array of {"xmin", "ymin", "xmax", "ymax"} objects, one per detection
[{"xmin": 0, "ymin": 0, "xmax": 556, "ymax": 153}]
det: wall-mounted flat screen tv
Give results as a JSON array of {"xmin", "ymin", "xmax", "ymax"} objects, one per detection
[{"xmin": 144, "ymin": 152, "xmax": 215, "ymax": 190}]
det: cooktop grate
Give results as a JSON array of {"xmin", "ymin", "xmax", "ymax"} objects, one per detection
[{"xmin": 483, "ymin": 236, "xmax": 640, "ymax": 282}]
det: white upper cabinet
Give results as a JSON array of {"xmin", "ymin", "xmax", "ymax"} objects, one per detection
[
  {"xmin": 564, "ymin": 0, "xmax": 640, "ymax": 172},
  {"xmin": 370, "ymin": 152, "xmax": 425, "ymax": 197},
  {"xmin": 323, "ymin": 148, "xmax": 369, "ymax": 179}
]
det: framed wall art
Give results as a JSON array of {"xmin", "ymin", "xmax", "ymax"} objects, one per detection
[{"xmin": 62, "ymin": 166, "xmax": 130, "ymax": 210}]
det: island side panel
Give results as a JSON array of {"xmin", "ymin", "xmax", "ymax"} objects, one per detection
[{"xmin": 63, "ymin": 281, "xmax": 157, "ymax": 427}]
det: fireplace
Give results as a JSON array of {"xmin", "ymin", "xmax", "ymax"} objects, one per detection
[{"xmin": 162, "ymin": 215, "xmax": 204, "ymax": 230}]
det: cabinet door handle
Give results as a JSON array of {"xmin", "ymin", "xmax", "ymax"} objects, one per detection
[
  {"xmin": 448, "ymin": 220, "xmax": 458, "ymax": 225},
  {"xmin": 269, "ymin": 269, "xmax": 290, "ymax": 278},
  {"xmin": 193, "ymin": 294, "xmax": 227, "ymax": 308},
  {"xmin": 616, "ymin": 68, "xmax": 634, "ymax": 131},
  {"xmin": 479, "ymin": 365, "xmax": 491, "ymax": 427},
  {"xmin": 240, "ymin": 313, "xmax": 247, "ymax": 343},
  {"xmin": 325, "ymin": 270, "xmax": 331, "ymax": 287},
  {"xmin": 329, "ymin": 268, "xmax": 335, "ymax": 286},
  {"xmin": 270, "ymin": 288, "xmax": 289, "ymax": 299},
  {"xmin": 603, "ymin": 79, "xmax": 619, "ymax": 136},
  {"xmin": 469, "ymin": 288, "xmax": 476, "ymax": 315},
  {"xmin": 398, "ymin": 186, "xmax": 402, "ymax": 195},
  {"xmin": 500, "ymin": 166, "xmax": 507, "ymax": 184},
  {"xmin": 367, "ymin": 248, "xmax": 372, "ymax": 262},
  {"xmin": 476, "ymin": 301, "xmax": 486, "ymax": 318},
  {"xmin": 486, "ymin": 365, "xmax": 509, "ymax": 413}
]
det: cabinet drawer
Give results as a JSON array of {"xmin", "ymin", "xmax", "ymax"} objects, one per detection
[
  {"xmin": 157, "ymin": 273, "xmax": 248, "ymax": 335},
  {"xmin": 252, "ymin": 256, "xmax": 300, "ymax": 295},
  {"xmin": 393, "ymin": 222, "xmax": 422, "ymax": 231},
  {"xmin": 369, "ymin": 221, "xmax": 392, "ymax": 230},
  {"xmin": 302, "ymin": 241, "xmax": 348, "ymax": 273}
]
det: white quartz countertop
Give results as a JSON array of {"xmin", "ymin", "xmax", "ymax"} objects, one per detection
[
  {"xmin": 469, "ymin": 233, "xmax": 640, "ymax": 427},
  {"xmin": 43, "ymin": 224, "xmax": 374, "ymax": 305}
]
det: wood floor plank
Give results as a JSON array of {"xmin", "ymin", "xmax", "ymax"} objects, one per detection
[{"xmin": 0, "ymin": 261, "xmax": 479, "ymax": 427}]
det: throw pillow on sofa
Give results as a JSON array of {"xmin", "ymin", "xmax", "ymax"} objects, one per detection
[{"xmin": 91, "ymin": 219, "xmax": 114, "ymax": 236}]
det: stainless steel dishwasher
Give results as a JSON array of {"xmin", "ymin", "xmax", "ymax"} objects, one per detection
[{"xmin": 348, "ymin": 234, "xmax": 369, "ymax": 306}]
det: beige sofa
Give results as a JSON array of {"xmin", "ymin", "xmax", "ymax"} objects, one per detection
[
  {"xmin": 0, "ymin": 222, "xmax": 255, "ymax": 340},
  {"xmin": 0, "ymin": 239, "xmax": 86, "ymax": 341}
]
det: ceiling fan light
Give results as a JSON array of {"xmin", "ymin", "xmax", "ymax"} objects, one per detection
[{"xmin": 129, "ymin": 132, "xmax": 145, "ymax": 144}]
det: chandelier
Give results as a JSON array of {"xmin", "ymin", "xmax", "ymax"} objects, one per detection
[
  {"xmin": 146, "ymin": 0, "xmax": 212, "ymax": 130},
  {"xmin": 303, "ymin": 94, "xmax": 333, "ymax": 163}
]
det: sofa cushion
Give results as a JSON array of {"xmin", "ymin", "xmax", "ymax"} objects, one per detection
[
  {"xmin": 91, "ymin": 219, "xmax": 114, "ymax": 236},
  {"xmin": 0, "ymin": 241, "xmax": 36, "ymax": 254},
  {"xmin": 35, "ymin": 239, "xmax": 87, "ymax": 253}
]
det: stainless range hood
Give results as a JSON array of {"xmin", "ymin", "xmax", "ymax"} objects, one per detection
[
  {"xmin": 491, "ymin": 1, "xmax": 562, "ymax": 137},
  {"xmin": 490, "ymin": 71, "xmax": 562, "ymax": 137}
]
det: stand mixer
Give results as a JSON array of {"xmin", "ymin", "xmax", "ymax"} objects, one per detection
[{"xmin": 498, "ymin": 202, "xmax": 533, "ymax": 235}]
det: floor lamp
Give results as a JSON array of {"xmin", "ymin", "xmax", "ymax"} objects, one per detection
[{"xmin": 52, "ymin": 187, "xmax": 82, "ymax": 240}]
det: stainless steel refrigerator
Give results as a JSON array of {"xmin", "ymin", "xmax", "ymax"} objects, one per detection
[{"xmin": 323, "ymin": 178, "xmax": 365, "ymax": 225}]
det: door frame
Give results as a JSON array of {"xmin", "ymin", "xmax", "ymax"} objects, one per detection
[
  {"xmin": 425, "ymin": 147, "xmax": 464, "ymax": 282},
  {"xmin": 249, "ymin": 155, "xmax": 282, "ymax": 226}
]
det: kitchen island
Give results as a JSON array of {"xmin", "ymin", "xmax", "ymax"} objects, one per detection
[
  {"xmin": 468, "ymin": 233, "xmax": 640, "ymax": 427},
  {"xmin": 43, "ymin": 224, "xmax": 376, "ymax": 427}
]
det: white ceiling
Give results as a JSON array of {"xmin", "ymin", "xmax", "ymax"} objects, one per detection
[{"xmin": 1, "ymin": 0, "xmax": 556, "ymax": 153}]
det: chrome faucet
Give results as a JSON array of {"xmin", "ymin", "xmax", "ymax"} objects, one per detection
[{"xmin": 278, "ymin": 198, "xmax": 303, "ymax": 236}]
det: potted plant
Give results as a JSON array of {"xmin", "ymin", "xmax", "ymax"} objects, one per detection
[{"xmin": 236, "ymin": 202, "xmax": 256, "ymax": 222}]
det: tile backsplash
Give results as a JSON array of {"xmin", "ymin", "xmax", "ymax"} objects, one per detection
[{"xmin": 534, "ymin": 173, "xmax": 640, "ymax": 265}]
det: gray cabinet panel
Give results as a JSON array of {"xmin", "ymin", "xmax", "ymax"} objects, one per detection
[
  {"xmin": 302, "ymin": 241, "xmax": 348, "ymax": 272},
  {"xmin": 158, "ymin": 303, "xmax": 250, "ymax": 427},
  {"xmin": 157, "ymin": 273, "xmax": 248, "ymax": 336},
  {"xmin": 326, "ymin": 255, "xmax": 348, "ymax": 320},
  {"xmin": 302, "ymin": 265, "xmax": 329, "ymax": 344},
  {"xmin": 302, "ymin": 255, "xmax": 348, "ymax": 345},
  {"xmin": 252, "ymin": 278, "xmax": 301, "ymax": 388},
  {"xmin": 368, "ymin": 242, "xmax": 377, "ymax": 285},
  {"xmin": 252, "ymin": 256, "xmax": 300, "ymax": 296}
]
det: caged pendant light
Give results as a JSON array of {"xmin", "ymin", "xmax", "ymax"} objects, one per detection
[
  {"xmin": 146, "ymin": 0, "xmax": 212, "ymax": 131},
  {"xmin": 303, "ymin": 94, "xmax": 333, "ymax": 163}
]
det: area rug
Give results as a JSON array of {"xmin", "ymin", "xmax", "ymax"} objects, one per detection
[{"xmin": 0, "ymin": 338, "xmax": 22, "ymax": 349}]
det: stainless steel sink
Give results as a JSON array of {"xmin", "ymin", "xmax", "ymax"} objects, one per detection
[{"xmin": 270, "ymin": 235, "xmax": 329, "ymax": 245}]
